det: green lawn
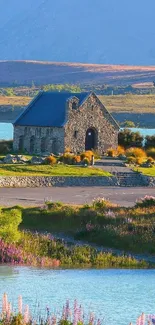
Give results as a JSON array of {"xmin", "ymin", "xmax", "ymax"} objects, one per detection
[
  {"xmin": 0, "ymin": 164, "xmax": 111, "ymax": 177},
  {"xmin": 136, "ymin": 166, "xmax": 155, "ymax": 176}
]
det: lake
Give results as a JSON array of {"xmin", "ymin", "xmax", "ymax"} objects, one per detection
[
  {"xmin": 0, "ymin": 123, "xmax": 13, "ymax": 140},
  {"xmin": 0, "ymin": 266, "xmax": 155, "ymax": 325},
  {"xmin": 0, "ymin": 124, "xmax": 155, "ymax": 140}
]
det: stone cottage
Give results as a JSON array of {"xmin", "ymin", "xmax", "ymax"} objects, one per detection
[{"xmin": 13, "ymin": 92, "xmax": 119, "ymax": 154}]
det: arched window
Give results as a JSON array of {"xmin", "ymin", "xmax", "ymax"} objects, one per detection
[
  {"xmin": 72, "ymin": 102, "xmax": 77, "ymax": 110},
  {"xmin": 19, "ymin": 136, "xmax": 24, "ymax": 152}
]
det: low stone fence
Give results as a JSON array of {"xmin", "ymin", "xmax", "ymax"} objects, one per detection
[
  {"xmin": 0, "ymin": 176, "xmax": 118, "ymax": 188},
  {"xmin": 141, "ymin": 175, "xmax": 155, "ymax": 187}
]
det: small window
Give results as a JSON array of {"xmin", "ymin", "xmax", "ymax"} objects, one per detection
[
  {"xmin": 72, "ymin": 102, "xmax": 77, "ymax": 110},
  {"xmin": 74, "ymin": 131, "xmax": 78, "ymax": 138},
  {"xmin": 91, "ymin": 105, "xmax": 94, "ymax": 111}
]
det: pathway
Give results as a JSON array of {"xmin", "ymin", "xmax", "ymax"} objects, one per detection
[{"xmin": 0, "ymin": 186, "xmax": 154, "ymax": 207}]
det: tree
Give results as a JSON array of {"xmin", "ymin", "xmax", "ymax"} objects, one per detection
[
  {"xmin": 145, "ymin": 135, "xmax": 155, "ymax": 149},
  {"xmin": 118, "ymin": 129, "xmax": 144, "ymax": 148}
]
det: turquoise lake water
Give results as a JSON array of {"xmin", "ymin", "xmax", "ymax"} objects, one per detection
[
  {"xmin": 0, "ymin": 266, "xmax": 155, "ymax": 325},
  {"xmin": 0, "ymin": 124, "xmax": 155, "ymax": 140}
]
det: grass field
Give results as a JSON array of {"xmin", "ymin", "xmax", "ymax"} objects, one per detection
[
  {"xmin": 0, "ymin": 164, "xmax": 111, "ymax": 176},
  {"xmin": 1, "ymin": 94, "xmax": 155, "ymax": 113},
  {"xmin": 135, "ymin": 166, "xmax": 155, "ymax": 176},
  {"xmin": 0, "ymin": 95, "xmax": 31, "ymax": 106},
  {"xmin": 20, "ymin": 198, "xmax": 155, "ymax": 255},
  {"xmin": 99, "ymin": 94, "xmax": 155, "ymax": 113}
]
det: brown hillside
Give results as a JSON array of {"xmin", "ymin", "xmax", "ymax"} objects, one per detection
[{"xmin": 1, "ymin": 61, "xmax": 155, "ymax": 86}]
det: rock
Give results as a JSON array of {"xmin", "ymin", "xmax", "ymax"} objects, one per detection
[
  {"xmin": 16, "ymin": 155, "xmax": 28, "ymax": 161},
  {"xmin": 30, "ymin": 156, "xmax": 45, "ymax": 164},
  {"xmin": 4, "ymin": 154, "xmax": 17, "ymax": 164}
]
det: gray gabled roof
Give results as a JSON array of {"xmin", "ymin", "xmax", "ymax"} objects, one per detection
[{"xmin": 14, "ymin": 91, "xmax": 88, "ymax": 127}]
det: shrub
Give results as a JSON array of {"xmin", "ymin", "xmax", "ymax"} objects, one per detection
[
  {"xmin": 46, "ymin": 201, "xmax": 63, "ymax": 210},
  {"xmin": 107, "ymin": 148, "xmax": 116, "ymax": 157},
  {"xmin": 126, "ymin": 147, "xmax": 146, "ymax": 159},
  {"xmin": 0, "ymin": 208, "xmax": 22, "ymax": 242},
  {"xmin": 136, "ymin": 195, "xmax": 155, "ymax": 207},
  {"xmin": 80, "ymin": 150, "xmax": 93, "ymax": 162},
  {"xmin": 135, "ymin": 157, "xmax": 144, "ymax": 165},
  {"xmin": 92, "ymin": 197, "xmax": 111, "ymax": 210},
  {"xmin": 59, "ymin": 153, "xmax": 74, "ymax": 164},
  {"xmin": 72, "ymin": 155, "xmax": 81, "ymax": 164},
  {"xmin": 83, "ymin": 157, "xmax": 90, "ymax": 166},
  {"xmin": 65, "ymin": 147, "xmax": 71, "ymax": 153},
  {"xmin": 117, "ymin": 145, "xmax": 125, "ymax": 156},
  {"xmin": 45, "ymin": 155, "xmax": 57, "ymax": 165},
  {"xmin": 146, "ymin": 157, "xmax": 154, "ymax": 165},
  {"xmin": 146, "ymin": 148, "xmax": 155, "ymax": 159},
  {"xmin": 127, "ymin": 156, "xmax": 136, "ymax": 164}
]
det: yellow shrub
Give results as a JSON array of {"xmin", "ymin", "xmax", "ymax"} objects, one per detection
[
  {"xmin": 135, "ymin": 157, "xmax": 144, "ymax": 165},
  {"xmin": 45, "ymin": 156, "xmax": 57, "ymax": 165},
  {"xmin": 72, "ymin": 155, "xmax": 81, "ymax": 164},
  {"xmin": 80, "ymin": 150, "xmax": 93, "ymax": 162},
  {"xmin": 65, "ymin": 147, "xmax": 71, "ymax": 153},
  {"xmin": 127, "ymin": 156, "xmax": 136, "ymax": 164},
  {"xmin": 62, "ymin": 153, "xmax": 74, "ymax": 164},
  {"xmin": 107, "ymin": 148, "xmax": 116, "ymax": 157},
  {"xmin": 126, "ymin": 147, "xmax": 146, "ymax": 159},
  {"xmin": 147, "ymin": 157, "xmax": 154, "ymax": 164},
  {"xmin": 117, "ymin": 146, "xmax": 125, "ymax": 156}
]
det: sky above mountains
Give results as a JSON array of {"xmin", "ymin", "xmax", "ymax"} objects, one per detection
[{"xmin": 0, "ymin": 0, "xmax": 155, "ymax": 65}]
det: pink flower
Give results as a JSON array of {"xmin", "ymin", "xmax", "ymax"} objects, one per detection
[
  {"xmin": 18, "ymin": 295, "xmax": 23, "ymax": 314},
  {"xmin": 24, "ymin": 305, "xmax": 30, "ymax": 324}
]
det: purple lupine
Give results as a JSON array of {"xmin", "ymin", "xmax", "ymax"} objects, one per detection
[{"xmin": 73, "ymin": 300, "xmax": 79, "ymax": 325}]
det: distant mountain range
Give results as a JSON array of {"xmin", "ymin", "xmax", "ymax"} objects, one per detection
[
  {"xmin": 0, "ymin": 0, "xmax": 155, "ymax": 65},
  {"xmin": 1, "ymin": 61, "xmax": 155, "ymax": 86}
]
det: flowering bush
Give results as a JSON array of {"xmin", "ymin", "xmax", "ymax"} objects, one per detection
[
  {"xmin": 136, "ymin": 196, "xmax": 155, "ymax": 208},
  {"xmin": 0, "ymin": 237, "xmax": 60, "ymax": 267},
  {"xmin": 104, "ymin": 210, "xmax": 116, "ymax": 219}
]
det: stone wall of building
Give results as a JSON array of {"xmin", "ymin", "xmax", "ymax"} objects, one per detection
[
  {"xmin": 0, "ymin": 176, "xmax": 118, "ymax": 187},
  {"xmin": 13, "ymin": 126, "xmax": 64, "ymax": 154},
  {"xmin": 64, "ymin": 93, "xmax": 119, "ymax": 154}
]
